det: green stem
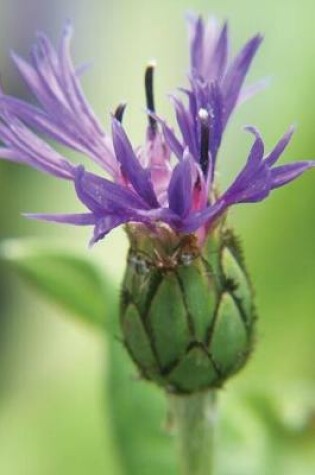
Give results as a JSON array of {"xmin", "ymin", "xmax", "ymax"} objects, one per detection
[{"xmin": 170, "ymin": 391, "xmax": 217, "ymax": 475}]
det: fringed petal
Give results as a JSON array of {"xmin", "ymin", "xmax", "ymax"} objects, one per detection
[
  {"xmin": 111, "ymin": 118, "xmax": 159, "ymax": 208},
  {"xmin": 264, "ymin": 126, "xmax": 295, "ymax": 166},
  {"xmin": 24, "ymin": 212, "xmax": 96, "ymax": 225},
  {"xmin": 9, "ymin": 25, "xmax": 118, "ymax": 176},
  {"xmin": 74, "ymin": 165, "xmax": 148, "ymax": 213},
  {"xmin": 222, "ymin": 34, "xmax": 263, "ymax": 125},
  {"xmin": 168, "ymin": 149, "xmax": 193, "ymax": 217},
  {"xmin": 0, "ymin": 114, "xmax": 74, "ymax": 179},
  {"xmin": 271, "ymin": 161, "xmax": 315, "ymax": 189}
]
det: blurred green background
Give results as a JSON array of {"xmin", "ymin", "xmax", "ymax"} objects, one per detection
[{"xmin": 0, "ymin": 0, "xmax": 314, "ymax": 474}]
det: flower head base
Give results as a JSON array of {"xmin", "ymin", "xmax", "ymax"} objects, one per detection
[
  {"xmin": 121, "ymin": 221, "xmax": 255, "ymax": 393},
  {"xmin": 0, "ymin": 15, "xmax": 314, "ymax": 392}
]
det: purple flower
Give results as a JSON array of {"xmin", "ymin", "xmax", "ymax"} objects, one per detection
[
  {"xmin": 187, "ymin": 13, "xmax": 266, "ymax": 116},
  {"xmin": 159, "ymin": 14, "xmax": 266, "ymax": 169},
  {"xmin": 0, "ymin": 18, "xmax": 314, "ymax": 246}
]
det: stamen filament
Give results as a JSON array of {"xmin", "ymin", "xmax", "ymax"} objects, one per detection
[
  {"xmin": 145, "ymin": 61, "xmax": 157, "ymax": 132},
  {"xmin": 199, "ymin": 108, "xmax": 210, "ymax": 176}
]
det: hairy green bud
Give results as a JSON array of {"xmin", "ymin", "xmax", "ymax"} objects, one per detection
[{"xmin": 120, "ymin": 223, "xmax": 256, "ymax": 394}]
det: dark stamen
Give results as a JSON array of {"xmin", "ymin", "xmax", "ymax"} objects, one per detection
[
  {"xmin": 145, "ymin": 62, "xmax": 157, "ymax": 132},
  {"xmin": 114, "ymin": 102, "xmax": 127, "ymax": 123},
  {"xmin": 199, "ymin": 108, "xmax": 210, "ymax": 176}
]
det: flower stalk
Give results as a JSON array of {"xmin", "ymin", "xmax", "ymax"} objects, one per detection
[{"xmin": 170, "ymin": 391, "xmax": 216, "ymax": 475}]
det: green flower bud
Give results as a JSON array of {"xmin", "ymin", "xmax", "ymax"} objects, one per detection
[{"xmin": 120, "ymin": 223, "xmax": 256, "ymax": 394}]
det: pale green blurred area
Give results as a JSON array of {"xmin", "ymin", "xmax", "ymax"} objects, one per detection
[{"xmin": 0, "ymin": 0, "xmax": 314, "ymax": 473}]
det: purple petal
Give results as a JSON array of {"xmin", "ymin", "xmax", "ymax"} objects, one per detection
[
  {"xmin": 91, "ymin": 207, "xmax": 182, "ymax": 245},
  {"xmin": 10, "ymin": 27, "xmax": 118, "ymax": 177},
  {"xmin": 0, "ymin": 96, "xmax": 89, "ymax": 152},
  {"xmin": 90, "ymin": 214, "xmax": 128, "ymax": 245},
  {"xmin": 187, "ymin": 14, "xmax": 204, "ymax": 74},
  {"xmin": 180, "ymin": 199, "xmax": 226, "ymax": 233},
  {"xmin": 59, "ymin": 22, "xmax": 106, "ymax": 137},
  {"xmin": 264, "ymin": 126, "xmax": 295, "ymax": 166},
  {"xmin": 111, "ymin": 118, "xmax": 159, "ymax": 207},
  {"xmin": 162, "ymin": 124, "xmax": 184, "ymax": 159},
  {"xmin": 208, "ymin": 82, "xmax": 223, "ymax": 162},
  {"xmin": 207, "ymin": 22, "xmax": 229, "ymax": 81},
  {"xmin": 30, "ymin": 41, "xmax": 67, "ymax": 109},
  {"xmin": 11, "ymin": 51, "xmax": 52, "ymax": 107},
  {"xmin": 228, "ymin": 127, "xmax": 264, "ymax": 186},
  {"xmin": 134, "ymin": 207, "xmax": 180, "ymax": 224},
  {"xmin": 24, "ymin": 212, "xmax": 96, "ymax": 225},
  {"xmin": 222, "ymin": 34, "xmax": 263, "ymax": 125},
  {"xmin": 148, "ymin": 111, "xmax": 184, "ymax": 159},
  {"xmin": 170, "ymin": 95, "xmax": 198, "ymax": 159},
  {"xmin": 0, "ymin": 115, "xmax": 75, "ymax": 179},
  {"xmin": 0, "ymin": 147, "xmax": 24, "ymax": 161},
  {"xmin": 168, "ymin": 149, "xmax": 193, "ymax": 217},
  {"xmin": 271, "ymin": 161, "xmax": 315, "ymax": 189},
  {"xmin": 244, "ymin": 126, "xmax": 265, "ymax": 167},
  {"xmin": 181, "ymin": 86, "xmax": 198, "ymax": 127},
  {"xmin": 186, "ymin": 79, "xmax": 223, "ymax": 165},
  {"xmin": 223, "ymin": 127, "xmax": 268, "ymax": 204},
  {"xmin": 74, "ymin": 166, "xmax": 148, "ymax": 213},
  {"xmin": 231, "ymin": 166, "xmax": 271, "ymax": 203}
]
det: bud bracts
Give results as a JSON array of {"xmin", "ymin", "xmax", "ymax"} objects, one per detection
[{"xmin": 121, "ymin": 224, "xmax": 255, "ymax": 394}]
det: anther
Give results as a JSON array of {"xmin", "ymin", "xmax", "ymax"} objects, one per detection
[
  {"xmin": 145, "ymin": 61, "xmax": 157, "ymax": 133},
  {"xmin": 114, "ymin": 102, "xmax": 127, "ymax": 123},
  {"xmin": 198, "ymin": 108, "xmax": 210, "ymax": 176}
]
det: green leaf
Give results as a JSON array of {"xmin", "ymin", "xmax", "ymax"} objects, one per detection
[
  {"xmin": 0, "ymin": 239, "xmax": 108, "ymax": 329},
  {"xmin": 217, "ymin": 385, "xmax": 315, "ymax": 475},
  {"xmin": 0, "ymin": 238, "xmax": 177, "ymax": 475}
]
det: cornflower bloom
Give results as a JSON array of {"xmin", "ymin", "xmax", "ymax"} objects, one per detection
[{"xmin": 0, "ymin": 15, "xmax": 313, "ymax": 393}]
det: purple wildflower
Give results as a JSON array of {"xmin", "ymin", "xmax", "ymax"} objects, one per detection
[
  {"xmin": 158, "ymin": 13, "xmax": 265, "ymax": 169},
  {"xmin": 0, "ymin": 18, "xmax": 313, "ymax": 246}
]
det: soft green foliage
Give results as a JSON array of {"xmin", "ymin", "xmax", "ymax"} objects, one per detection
[
  {"xmin": 217, "ymin": 386, "xmax": 315, "ymax": 475},
  {"xmin": 0, "ymin": 239, "xmax": 177, "ymax": 475},
  {"xmin": 0, "ymin": 240, "xmax": 108, "ymax": 329}
]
